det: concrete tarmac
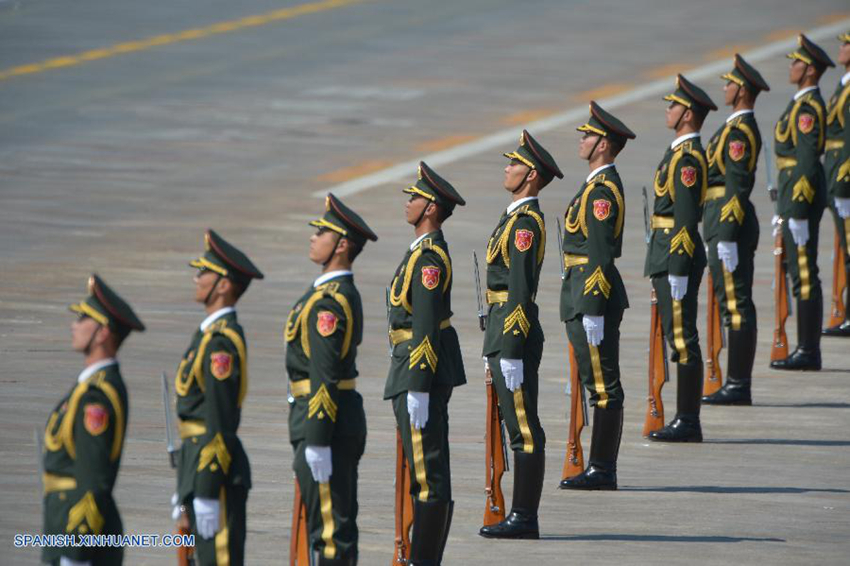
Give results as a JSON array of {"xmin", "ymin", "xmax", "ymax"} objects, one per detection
[{"xmin": 1, "ymin": 1, "xmax": 849, "ymax": 564}]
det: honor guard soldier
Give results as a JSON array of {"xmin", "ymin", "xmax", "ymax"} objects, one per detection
[
  {"xmin": 701, "ymin": 55, "xmax": 770, "ymax": 406},
  {"xmin": 286, "ymin": 194, "xmax": 376, "ymax": 565},
  {"xmin": 822, "ymin": 32, "xmax": 850, "ymax": 337},
  {"xmin": 43, "ymin": 275, "xmax": 144, "ymax": 566},
  {"xmin": 645, "ymin": 75, "xmax": 716, "ymax": 442},
  {"xmin": 770, "ymin": 35, "xmax": 834, "ymax": 370},
  {"xmin": 385, "ymin": 162, "xmax": 466, "ymax": 565},
  {"xmin": 173, "ymin": 230, "xmax": 263, "ymax": 566},
  {"xmin": 559, "ymin": 102, "xmax": 635, "ymax": 490},
  {"xmin": 479, "ymin": 131, "xmax": 563, "ymax": 539}
]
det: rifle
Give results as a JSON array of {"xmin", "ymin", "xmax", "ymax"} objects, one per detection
[
  {"xmin": 290, "ymin": 481, "xmax": 310, "ymax": 566},
  {"xmin": 391, "ymin": 428, "xmax": 414, "ymax": 565},
  {"xmin": 162, "ymin": 372, "xmax": 194, "ymax": 566},
  {"xmin": 828, "ymin": 230, "xmax": 847, "ymax": 328},
  {"xmin": 703, "ymin": 272, "xmax": 724, "ymax": 396},
  {"xmin": 642, "ymin": 187, "xmax": 669, "ymax": 436},
  {"xmin": 764, "ymin": 139, "xmax": 791, "ymax": 362},
  {"xmin": 474, "ymin": 250, "xmax": 508, "ymax": 526}
]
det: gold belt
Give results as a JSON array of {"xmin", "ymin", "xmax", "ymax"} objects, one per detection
[
  {"xmin": 776, "ymin": 157, "xmax": 797, "ymax": 170},
  {"xmin": 651, "ymin": 215, "xmax": 675, "ymax": 229},
  {"xmin": 389, "ymin": 319, "xmax": 452, "ymax": 345},
  {"xmin": 564, "ymin": 254, "xmax": 589, "ymax": 268},
  {"xmin": 290, "ymin": 379, "xmax": 357, "ymax": 398},
  {"xmin": 705, "ymin": 186, "xmax": 726, "ymax": 201},
  {"xmin": 485, "ymin": 290, "xmax": 509, "ymax": 305},
  {"xmin": 43, "ymin": 473, "xmax": 77, "ymax": 494},
  {"xmin": 826, "ymin": 139, "xmax": 844, "ymax": 151},
  {"xmin": 179, "ymin": 419, "xmax": 207, "ymax": 439}
]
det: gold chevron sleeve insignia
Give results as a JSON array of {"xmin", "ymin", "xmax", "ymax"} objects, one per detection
[
  {"xmin": 670, "ymin": 227, "xmax": 696, "ymax": 257},
  {"xmin": 838, "ymin": 157, "xmax": 850, "ymax": 183},
  {"xmin": 792, "ymin": 175, "xmax": 815, "ymax": 203},
  {"xmin": 409, "ymin": 336, "xmax": 438, "ymax": 373},
  {"xmin": 583, "ymin": 266, "xmax": 612, "ymax": 298},
  {"xmin": 66, "ymin": 491, "xmax": 104, "ymax": 535},
  {"xmin": 308, "ymin": 383, "xmax": 338, "ymax": 422},
  {"xmin": 197, "ymin": 432, "xmax": 232, "ymax": 475},
  {"xmin": 720, "ymin": 195, "xmax": 745, "ymax": 224},
  {"xmin": 503, "ymin": 304, "xmax": 531, "ymax": 337}
]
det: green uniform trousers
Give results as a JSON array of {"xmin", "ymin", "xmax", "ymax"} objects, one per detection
[
  {"xmin": 42, "ymin": 490, "xmax": 123, "ymax": 565},
  {"xmin": 652, "ymin": 267, "xmax": 704, "ymax": 368},
  {"xmin": 828, "ymin": 205, "xmax": 850, "ymax": 269},
  {"xmin": 707, "ymin": 236, "xmax": 758, "ymax": 331},
  {"xmin": 565, "ymin": 311, "xmax": 625, "ymax": 410},
  {"xmin": 486, "ymin": 341, "xmax": 546, "ymax": 455},
  {"xmin": 186, "ymin": 486, "xmax": 247, "ymax": 566},
  {"xmin": 782, "ymin": 209, "xmax": 824, "ymax": 302},
  {"xmin": 392, "ymin": 385, "xmax": 453, "ymax": 503}
]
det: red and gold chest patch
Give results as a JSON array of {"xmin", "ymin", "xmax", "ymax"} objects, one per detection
[
  {"xmin": 798, "ymin": 113, "xmax": 814, "ymax": 134},
  {"xmin": 210, "ymin": 351, "xmax": 233, "ymax": 380},
  {"xmin": 680, "ymin": 166, "xmax": 697, "ymax": 188},
  {"xmin": 316, "ymin": 310, "xmax": 338, "ymax": 336},
  {"xmin": 592, "ymin": 199, "xmax": 611, "ymax": 221},
  {"xmin": 728, "ymin": 140, "xmax": 745, "ymax": 162},
  {"xmin": 514, "ymin": 228, "xmax": 534, "ymax": 252},
  {"xmin": 421, "ymin": 266, "xmax": 441, "ymax": 290},
  {"xmin": 84, "ymin": 403, "xmax": 109, "ymax": 436}
]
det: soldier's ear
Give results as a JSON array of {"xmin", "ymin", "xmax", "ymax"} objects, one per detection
[{"xmin": 335, "ymin": 236, "xmax": 350, "ymax": 256}]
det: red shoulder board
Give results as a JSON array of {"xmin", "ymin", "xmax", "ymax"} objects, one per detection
[
  {"xmin": 211, "ymin": 351, "xmax": 233, "ymax": 380},
  {"xmin": 421, "ymin": 266, "xmax": 440, "ymax": 290},
  {"xmin": 592, "ymin": 199, "xmax": 611, "ymax": 221},
  {"xmin": 680, "ymin": 166, "xmax": 697, "ymax": 188},
  {"xmin": 728, "ymin": 140, "xmax": 745, "ymax": 162},
  {"xmin": 514, "ymin": 228, "xmax": 534, "ymax": 252},
  {"xmin": 798, "ymin": 113, "xmax": 814, "ymax": 134},
  {"xmin": 84, "ymin": 403, "xmax": 109, "ymax": 436},
  {"xmin": 316, "ymin": 310, "xmax": 338, "ymax": 336}
]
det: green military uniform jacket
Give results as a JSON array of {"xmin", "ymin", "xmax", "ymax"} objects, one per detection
[
  {"xmin": 644, "ymin": 136, "xmax": 709, "ymax": 277},
  {"xmin": 561, "ymin": 166, "xmax": 629, "ymax": 321},
  {"xmin": 825, "ymin": 76, "xmax": 850, "ymax": 199},
  {"xmin": 175, "ymin": 310, "xmax": 251, "ymax": 503},
  {"xmin": 385, "ymin": 230, "xmax": 466, "ymax": 399},
  {"xmin": 42, "ymin": 361, "xmax": 127, "ymax": 563},
  {"xmin": 704, "ymin": 111, "xmax": 762, "ymax": 243},
  {"xmin": 286, "ymin": 274, "xmax": 366, "ymax": 445},
  {"xmin": 775, "ymin": 88, "xmax": 828, "ymax": 218}
]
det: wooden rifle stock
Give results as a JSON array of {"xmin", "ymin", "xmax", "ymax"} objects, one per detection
[
  {"xmin": 828, "ymin": 230, "xmax": 847, "ymax": 328},
  {"xmin": 771, "ymin": 229, "xmax": 790, "ymax": 362},
  {"xmin": 561, "ymin": 343, "xmax": 585, "ymax": 480},
  {"xmin": 704, "ymin": 272, "xmax": 724, "ymax": 396},
  {"xmin": 392, "ymin": 428, "xmax": 414, "ymax": 565},
  {"xmin": 643, "ymin": 289, "xmax": 666, "ymax": 436},
  {"xmin": 289, "ymin": 481, "xmax": 310, "ymax": 566},
  {"xmin": 483, "ymin": 365, "xmax": 507, "ymax": 526},
  {"xmin": 176, "ymin": 511, "xmax": 195, "ymax": 566}
]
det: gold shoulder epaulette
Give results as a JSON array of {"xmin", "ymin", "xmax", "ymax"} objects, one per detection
[
  {"xmin": 420, "ymin": 238, "xmax": 432, "ymax": 250},
  {"xmin": 590, "ymin": 173, "xmax": 606, "ymax": 184},
  {"xmin": 322, "ymin": 282, "xmax": 340, "ymax": 296}
]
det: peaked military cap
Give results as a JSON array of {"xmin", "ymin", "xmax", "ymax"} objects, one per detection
[
  {"xmin": 403, "ymin": 161, "xmax": 466, "ymax": 212},
  {"xmin": 839, "ymin": 31, "xmax": 850, "ymax": 43},
  {"xmin": 69, "ymin": 274, "xmax": 145, "ymax": 335},
  {"xmin": 189, "ymin": 229, "xmax": 264, "ymax": 287},
  {"xmin": 503, "ymin": 129, "xmax": 564, "ymax": 182},
  {"xmin": 310, "ymin": 193, "xmax": 378, "ymax": 246},
  {"xmin": 787, "ymin": 34, "xmax": 835, "ymax": 70},
  {"xmin": 576, "ymin": 101, "xmax": 636, "ymax": 146},
  {"xmin": 664, "ymin": 74, "xmax": 718, "ymax": 115},
  {"xmin": 721, "ymin": 54, "xmax": 770, "ymax": 93}
]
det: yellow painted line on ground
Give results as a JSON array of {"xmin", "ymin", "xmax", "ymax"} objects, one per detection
[
  {"xmin": 500, "ymin": 108, "xmax": 557, "ymax": 126},
  {"xmin": 705, "ymin": 44, "xmax": 751, "ymax": 61},
  {"xmin": 0, "ymin": 0, "xmax": 369, "ymax": 82},
  {"xmin": 818, "ymin": 12, "xmax": 850, "ymax": 24},
  {"xmin": 415, "ymin": 134, "xmax": 478, "ymax": 153},
  {"xmin": 572, "ymin": 83, "xmax": 632, "ymax": 102},
  {"xmin": 642, "ymin": 62, "xmax": 691, "ymax": 80},
  {"xmin": 762, "ymin": 28, "xmax": 799, "ymax": 42},
  {"xmin": 318, "ymin": 160, "xmax": 395, "ymax": 184}
]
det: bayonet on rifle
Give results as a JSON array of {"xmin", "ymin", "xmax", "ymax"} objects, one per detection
[
  {"xmin": 555, "ymin": 218, "xmax": 566, "ymax": 280},
  {"xmin": 642, "ymin": 186, "xmax": 651, "ymax": 245},
  {"xmin": 161, "ymin": 371, "xmax": 178, "ymax": 469},
  {"xmin": 473, "ymin": 250, "xmax": 487, "ymax": 331}
]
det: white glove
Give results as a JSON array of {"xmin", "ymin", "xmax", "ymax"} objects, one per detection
[
  {"xmin": 835, "ymin": 197, "xmax": 850, "ymax": 219},
  {"xmin": 407, "ymin": 391, "xmax": 430, "ymax": 430},
  {"xmin": 771, "ymin": 214, "xmax": 782, "ymax": 237},
  {"xmin": 500, "ymin": 358, "xmax": 524, "ymax": 392},
  {"xmin": 787, "ymin": 218, "xmax": 809, "ymax": 247},
  {"xmin": 668, "ymin": 274, "xmax": 689, "ymax": 301},
  {"xmin": 717, "ymin": 241, "xmax": 739, "ymax": 272},
  {"xmin": 582, "ymin": 315, "xmax": 604, "ymax": 346},
  {"xmin": 193, "ymin": 497, "xmax": 220, "ymax": 539},
  {"xmin": 60, "ymin": 558, "xmax": 92, "ymax": 566},
  {"xmin": 305, "ymin": 445, "xmax": 333, "ymax": 483},
  {"xmin": 171, "ymin": 492, "xmax": 182, "ymax": 521}
]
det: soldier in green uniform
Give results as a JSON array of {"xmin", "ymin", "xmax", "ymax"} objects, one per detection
[
  {"xmin": 559, "ymin": 102, "xmax": 635, "ymax": 490},
  {"xmin": 479, "ymin": 130, "xmax": 563, "ymax": 539},
  {"xmin": 285, "ymin": 193, "xmax": 377, "ymax": 565},
  {"xmin": 42, "ymin": 275, "xmax": 144, "ymax": 566},
  {"xmin": 645, "ymin": 75, "xmax": 716, "ymax": 443},
  {"xmin": 701, "ymin": 55, "xmax": 770, "ymax": 406},
  {"xmin": 822, "ymin": 32, "xmax": 850, "ymax": 337},
  {"xmin": 770, "ymin": 35, "xmax": 834, "ymax": 370},
  {"xmin": 173, "ymin": 229, "xmax": 263, "ymax": 566},
  {"xmin": 385, "ymin": 162, "xmax": 466, "ymax": 564}
]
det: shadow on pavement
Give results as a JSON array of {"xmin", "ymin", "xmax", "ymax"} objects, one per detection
[
  {"xmin": 702, "ymin": 439, "xmax": 850, "ymax": 447},
  {"xmin": 750, "ymin": 402, "xmax": 850, "ymax": 409},
  {"xmin": 539, "ymin": 534, "xmax": 785, "ymax": 543},
  {"xmin": 619, "ymin": 486, "xmax": 849, "ymax": 494}
]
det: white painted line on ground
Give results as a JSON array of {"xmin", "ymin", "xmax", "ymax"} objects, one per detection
[{"xmin": 314, "ymin": 17, "xmax": 850, "ymax": 198}]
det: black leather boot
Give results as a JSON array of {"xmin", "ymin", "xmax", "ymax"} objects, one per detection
[
  {"xmin": 702, "ymin": 325, "xmax": 756, "ymax": 406},
  {"xmin": 318, "ymin": 555, "xmax": 357, "ymax": 566},
  {"xmin": 559, "ymin": 407, "xmax": 622, "ymax": 490},
  {"xmin": 771, "ymin": 297, "xmax": 822, "ymax": 370},
  {"xmin": 649, "ymin": 362, "xmax": 703, "ymax": 442},
  {"xmin": 409, "ymin": 500, "xmax": 450, "ymax": 566},
  {"xmin": 479, "ymin": 451, "xmax": 544, "ymax": 539},
  {"xmin": 823, "ymin": 271, "xmax": 850, "ymax": 337},
  {"xmin": 435, "ymin": 500, "xmax": 453, "ymax": 565}
]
